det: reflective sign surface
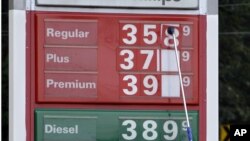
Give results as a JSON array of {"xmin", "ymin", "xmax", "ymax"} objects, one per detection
[
  {"xmin": 35, "ymin": 109, "xmax": 198, "ymax": 141},
  {"xmin": 35, "ymin": 13, "xmax": 199, "ymax": 104}
]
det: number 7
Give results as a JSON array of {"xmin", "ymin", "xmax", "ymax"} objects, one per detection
[{"xmin": 140, "ymin": 50, "xmax": 154, "ymax": 70}]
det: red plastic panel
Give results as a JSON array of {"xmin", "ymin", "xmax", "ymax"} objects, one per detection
[
  {"xmin": 44, "ymin": 19, "xmax": 97, "ymax": 46},
  {"xmin": 45, "ymin": 48, "xmax": 97, "ymax": 71},
  {"xmin": 35, "ymin": 13, "xmax": 199, "ymax": 104},
  {"xmin": 44, "ymin": 73, "xmax": 97, "ymax": 100}
]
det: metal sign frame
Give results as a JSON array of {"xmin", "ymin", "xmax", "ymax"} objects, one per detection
[
  {"xmin": 9, "ymin": 0, "xmax": 218, "ymax": 141},
  {"xmin": 36, "ymin": 0, "xmax": 199, "ymax": 9}
]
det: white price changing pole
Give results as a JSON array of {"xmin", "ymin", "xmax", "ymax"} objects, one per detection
[{"xmin": 9, "ymin": 0, "xmax": 218, "ymax": 141}]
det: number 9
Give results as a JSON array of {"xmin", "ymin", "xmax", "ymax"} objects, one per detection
[
  {"xmin": 183, "ymin": 25, "xmax": 191, "ymax": 36},
  {"xmin": 163, "ymin": 120, "xmax": 178, "ymax": 140},
  {"xmin": 183, "ymin": 76, "xmax": 191, "ymax": 87},
  {"xmin": 182, "ymin": 51, "xmax": 190, "ymax": 62}
]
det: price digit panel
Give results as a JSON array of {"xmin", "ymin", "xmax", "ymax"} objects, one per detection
[
  {"xmin": 35, "ymin": 13, "xmax": 199, "ymax": 104},
  {"xmin": 35, "ymin": 109, "xmax": 198, "ymax": 141}
]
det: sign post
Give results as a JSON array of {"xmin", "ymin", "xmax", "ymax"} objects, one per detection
[{"xmin": 9, "ymin": 0, "xmax": 218, "ymax": 141}]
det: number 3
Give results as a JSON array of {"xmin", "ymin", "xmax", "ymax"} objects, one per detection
[
  {"xmin": 120, "ymin": 50, "xmax": 134, "ymax": 70},
  {"xmin": 122, "ymin": 24, "xmax": 137, "ymax": 45},
  {"xmin": 122, "ymin": 120, "xmax": 137, "ymax": 140},
  {"xmin": 123, "ymin": 75, "xmax": 138, "ymax": 95}
]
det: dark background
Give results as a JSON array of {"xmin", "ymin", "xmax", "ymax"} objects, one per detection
[
  {"xmin": 219, "ymin": 0, "xmax": 250, "ymax": 124},
  {"xmin": 2, "ymin": 0, "xmax": 9, "ymax": 140},
  {"xmin": 2, "ymin": 0, "xmax": 250, "ymax": 140}
]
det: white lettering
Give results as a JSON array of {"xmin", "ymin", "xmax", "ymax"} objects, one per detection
[
  {"xmin": 234, "ymin": 129, "xmax": 241, "ymax": 136},
  {"xmin": 46, "ymin": 53, "xmax": 70, "ymax": 63},
  {"xmin": 46, "ymin": 28, "xmax": 54, "ymax": 37},
  {"xmin": 46, "ymin": 79, "xmax": 96, "ymax": 89},
  {"xmin": 46, "ymin": 28, "xmax": 90, "ymax": 40},
  {"xmin": 46, "ymin": 54, "xmax": 54, "ymax": 62},
  {"xmin": 58, "ymin": 82, "xmax": 65, "ymax": 88},
  {"xmin": 47, "ymin": 79, "xmax": 54, "ymax": 88},
  {"xmin": 55, "ymin": 30, "xmax": 61, "ymax": 37},
  {"xmin": 56, "ymin": 126, "xmax": 62, "ymax": 134},
  {"xmin": 241, "ymin": 129, "xmax": 247, "ymax": 136},
  {"xmin": 45, "ymin": 124, "xmax": 53, "ymax": 133},
  {"xmin": 45, "ymin": 124, "xmax": 78, "ymax": 134}
]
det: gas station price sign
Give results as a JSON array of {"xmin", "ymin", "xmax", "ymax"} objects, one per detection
[
  {"xmin": 35, "ymin": 13, "xmax": 199, "ymax": 104},
  {"xmin": 35, "ymin": 109, "xmax": 198, "ymax": 141}
]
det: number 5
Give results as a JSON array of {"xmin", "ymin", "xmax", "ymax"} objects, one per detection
[{"xmin": 143, "ymin": 24, "xmax": 157, "ymax": 45}]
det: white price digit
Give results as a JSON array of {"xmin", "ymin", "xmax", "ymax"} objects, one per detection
[
  {"xmin": 182, "ymin": 121, "xmax": 188, "ymax": 131},
  {"xmin": 164, "ymin": 26, "xmax": 179, "ymax": 47},
  {"xmin": 121, "ymin": 119, "xmax": 187, "ymax": 141},
  {"xmin": 120, "ymin": 50, "xmax": 134, "ymax": 70},
  {"xmin": 122, "ymin": 24, "xmax": 137, "ymax": 45},
  {"xmin": 143, "ymin": 75, "xmax": 158, "ymax": 96},
  {"xmin": 122, "ymin": 120, "xmax": 137, "ymax": 140},
  {"xmin": 182, "ymin": 51, "xmax": 190, "ymax": 62},
  {"xmin": 183, "ymin": 25, "xmax": 191, "ymax": 36},
  {"xmin": 123, "ymin": 75, "xmax": 138, "ymax": 95},
  {"xmin": 140, "ymin": 50, "xmax": 154, "ymax": 70},
  {"xmin": 123, "ymin": 75, "xmax": 158, "ymax": 96},
  {"xmin": 163, "ymin": 120, "xmax": 178, "ymax": 140},
  {"xmin": 183, "ymin": 76, "xmax": 191, "ymax": 87},
  {"xmin": 143, "ymin": 24, "xmax": 157, "ymax": 45},
  {"xmin": 143, "ymin": 120, "xmax": 158, "ymax": 140}
]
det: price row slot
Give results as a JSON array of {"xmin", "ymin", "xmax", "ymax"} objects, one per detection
[
  {"xmin": 35, "ymin": 109, "xmax": 198, "ymax": 141},
  {"xmin": 117, "ymin": 48, "xmax": 195, "ymax": 73},
  {"xmin": 119, "ymin": 74, "xmax": 196, "ymax": 103},
  {"xmin": 119, "ymin": 23, "xmax": 195, "ymax": 48}
]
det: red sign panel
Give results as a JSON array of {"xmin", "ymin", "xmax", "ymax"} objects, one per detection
[
  {"xmin": 45, "ymin": 48, "xmax": 97, "ymax": 71},
  {"xmin": 35, "ymin": 13, "xmax": 199, "ymax": 104},
  {"xmin": 44, "ymin": 19, "xmax": 97, "ymax": 46},
  {"xmin": 41, "ymin": 73, "xmax": 97, "ymax": 102}
]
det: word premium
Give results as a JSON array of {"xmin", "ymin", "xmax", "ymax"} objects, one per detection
[{"xmin": 46, "ymin": 79, "xmax": 96, "ymax": 89}]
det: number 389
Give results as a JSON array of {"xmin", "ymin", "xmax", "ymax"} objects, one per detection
[{"xmin": 121, "ymin": 119, "xmax": 189, "ymax": 141}]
